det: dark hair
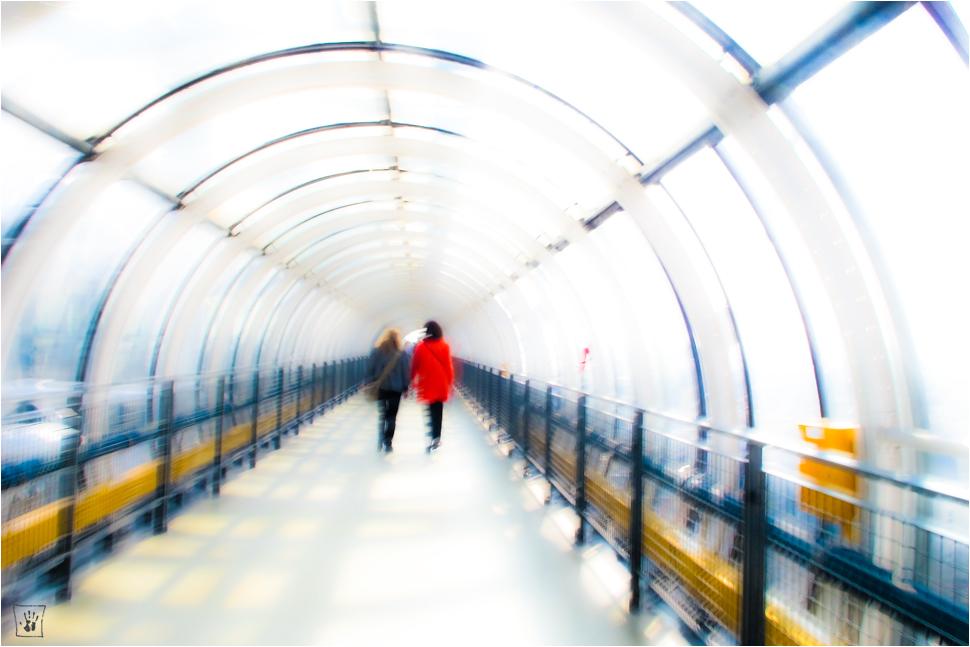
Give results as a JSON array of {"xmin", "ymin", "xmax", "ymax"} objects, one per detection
[{"xmin": 424, "ymin": 320, "xmax": 443, "ymax": 340}]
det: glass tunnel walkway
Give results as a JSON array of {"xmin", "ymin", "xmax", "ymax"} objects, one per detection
[
  {"xmin": 1, "ymin": 392, "xmax": 692, "ymax": 646},
  {"xmin": 2, "ymin": 2, "xmax": 969, "ymax": 646}
]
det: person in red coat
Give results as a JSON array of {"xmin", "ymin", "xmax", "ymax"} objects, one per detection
[{"xmin": 410, "ymin": 320, "xmax": 454, "ymax": 451}]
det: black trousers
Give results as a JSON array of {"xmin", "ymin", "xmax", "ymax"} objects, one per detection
[
  {"xmin": 428, "ymin": 401, "xmax": 444, "ymax": 440},
  {"xmin": 378, "ymin": 389, "xmax": 402, "ymax": 446}
]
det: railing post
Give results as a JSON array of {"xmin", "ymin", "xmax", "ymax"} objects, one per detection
[
  {"xmin": 275, "ymin": 368, "xmax": 284, "ymax": 448},
  {"xmin": 507, "ymin": 374, "xmax": 515, "ymax": 437},
  {"xmin": 212, "ymin": 376, "xmax": 225, "ymax": 496},
  {"xmin": 544, "ymin": 385, "xmax": 553, "ymax": 484},
  {"xmin": 154, "ymin": 380, "xmax": 175, "ymax": 534},
  {"xmin": 52, "ymin": 411, "xmax": 82, "ymax": 602},
  {"xmin": 741, "ymin": 440, "xmax": 767, "ymax": 646},
  {"xmin": 488, "ymin": 368, "xmax": 496, "ymax": 427},
  {"xmin": 523, "ymin": 380, "xmax": 531, "ymax": 460},
  {"xmin": 337, "ymin": 360, "xmax": 343, "ymax": 402},
  {"xmin": 630, "ymin": 409, "xmax": 645, "ymax": 611},
  {"xmin": 249, "ymin": 371, "xmax": 259, "ymax": 468},
  {"xmin": 310, "ymin": 363, "xmax": 317, "ymax": 422},
  {"xmin": 575, "ymin": 394, "xmax": 587, "ymax": 545},
  {"xmin": 295, "ymin": 365, "xmax": 303, "ymax": 434}
]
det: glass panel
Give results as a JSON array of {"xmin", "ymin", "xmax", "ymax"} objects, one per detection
[
  {"xmin": 112, "ymin": 222, "xmax": 224, "ymax": 382},
  {"xmin": 716, "ymin": 134, "xmax": 857, "ymax": 425},
  {"xmin": 592, "ymin": 213, "xmax": 700, "ymax": 417},
  {"xmin": 233, "ymin": 272, "xmax": 290, "ymax": 369},
  {"xmin": 1, "ymin": 114, "xmax": 80, "ymax": 239},
  {"xmin": 387, "ymin": 89, "xmax": 612, "ymax": 214},
  {"xmin": 516, "ymin": 271, "xmax": 573, "ymax": 386},
  {"xmin": 378, "ymin": 2, "xmax": 710, "ymax": 165},
  {"xmin": 217, "ymin": 154, "xmax": 398, "ymax": 233},
  {"xmin": 175, "ymin": 248, "xmax": 258, "ymax": 376},
  {"xmin": 645, "ymin": 183, "xmax": 748, "ymax": 422},
  {"xmin": 789, "ymin": 5, "xmax": 969, "ymax": 444},
  {"xmin": 553, "ymin": 244, "xmax": 631, "ymax": 400},
  {"xmin": 261, "ymin": 200, "xmax": 399, "ymax": 253},
  {"xmin": 135, "ymin": 88, "xmax": 389, "ymax": 197},
  {"xmin": 3, "ymin": 179, "xmax": 167, "ymax": 382},
  {"xmin": 493, "ymin": 292, "xmax": 529, "ymax": 375},
  {"xmin": 533, "ymin": 262, "xmax": 593, "ymax": 391},
  {"xmin": 205, "ymin": 258, "xmax": 282, "ymax": 372},
  {"xmin": 660, "ymin": 148, "xmax": 819, "ymax": 436},
  {"xmin": 393, "ymin": 124, "xmax": 577, "ymax": 212},
  {"xmin": 1, "ymin": 3, "xmax": 375, "ymax": 139},
  {"xmin": 687, "ymin": 0, "xmax": 849, "ymax": 67}
]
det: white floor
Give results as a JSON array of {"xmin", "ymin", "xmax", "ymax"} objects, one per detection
[{"xmin": 3, "ymin": 395, "xmax": 694, "ymax": 645}]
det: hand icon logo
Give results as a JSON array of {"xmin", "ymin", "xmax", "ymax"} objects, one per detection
[
  {"xmin": 21, "ymin": 610, "xmax": 38, "ymax": 632},
  {"xmin": 14, "ymin": 605, "xmax": 45, "ymax": 637}
]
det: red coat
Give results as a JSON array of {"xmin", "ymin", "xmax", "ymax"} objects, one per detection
[{"xmin": 411, "ymin": 339, "xmax": 454, "ymax": 403}]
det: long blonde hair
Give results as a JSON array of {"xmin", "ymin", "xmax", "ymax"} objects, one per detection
[{"xmin": 375, "ymin": 328, "xmax": 402, "ymax": 353}]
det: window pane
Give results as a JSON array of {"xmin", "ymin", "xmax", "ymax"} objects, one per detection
[
  {"xmin": 378, "ymin": 2, "xmax": 709, "ymax": 165},
  {"xmin": 661, "ymin": 148, "xmax": 819, "ymax": 435},
  {"xmin": 134, "ymin": 88, "xmax": 389, "ymax": 197},
  {"xmin": 174, "ymin": 248, "xmax": 258, "ymax": 376},
  {"xmin": 113, "ymin": 222, "xmax": 224, "ymax": 382},
  {"xmin": 1, "ymin": 3, "xmax": 374, "ymax": 139},
  {"xmin": 1, "ymin": 115, "xmax": 79, "ymax": 238},
  {"xmin": 4, "ymin": 179, "xmax": 167, "ymax": 382},
  {"xmin": 592, "ymin": 213, "xmax": 700, "ymax": 417},
  {"xmin": 790, "ymin": 4, "xmax": 970, "ymax": 442}
]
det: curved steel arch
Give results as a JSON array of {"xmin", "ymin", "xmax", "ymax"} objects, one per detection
[
  {"xmin": 102, "ymin": 171, "xmax": 554, "ymax": 385},
  {"xmin": 297, "ymin": 231, "xmax": 514, "ymax": 289},
  {"xmin": 98, "ymin": 42, "xmax": 637, "ymax": 164},
  {"xmin": 10, "ymin": 45, "xmax": 746, "ymax": 431},
  {"xmin": 582, "ymin": 2, "xmax": 912, "ymax": 455},
  {"xmin": 270, "ymin": 207, "xmax": 532, "ymax": 273}
]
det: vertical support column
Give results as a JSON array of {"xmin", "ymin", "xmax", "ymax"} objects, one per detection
[
  {"xmin": 629, "ymin": 409, "xmax": 645, "ymax": 611},
  {"xmin": 523, "ymin": 380, "xmax": 531, "ymax": 460},
  {"xmin": 52, "ymin": 416, "xmax": 82, "ymax": 602},
  {"xmin": 154, "ymin": 381, "xmax": 175, "ymax": 534},
  {"xmin": 249, "ymin": 371, "xmax": 259, "ymax": 468},
  {"xmin": 212, "ymin": 376, "xmax": 225, "ymax": 496},
  {"xmin": 544, "ymin": 385, "xmax": 553, "ymax": 482},
  {"xmin": 741, "ymin": 441, "xmax": 767, "ymax": 646},
  {"xmin": 295, "ymin": 365, "xmax": 303, "ymax": 434},
  {"xmin": 575, "ymin": 394, "xmax": 587, "ymax": 545}
]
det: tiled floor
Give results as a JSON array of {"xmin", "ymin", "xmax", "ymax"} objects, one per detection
[{"xmin": 3, "ymin": 395, "xmax": 694, "ymax": 645}]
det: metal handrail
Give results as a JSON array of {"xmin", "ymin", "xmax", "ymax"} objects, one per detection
[{"xmin": 457, "ymin": 359, "xmax": 969, "ymax": 504}]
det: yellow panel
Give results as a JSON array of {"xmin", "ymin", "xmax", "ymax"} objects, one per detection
[
  {"xmin": 75, "ymin": 461, "xmax": 159, "ymax": 530},
  {"xmin": 799, "ymin": 422, "xmax": 857, "ymax": 455},
  {"xmin": 2, "ymin": 399, "xmax": 311, "ymax": 567},
  {"xmin": 1, "ymin": 499, "xmax": 70, "ymax": 568},
  {"xmin": 766, "ymin": 605, "xmax": 825, "ymax": 646},
  {"xmin": 171, "ymin": 441, "xmax": 215, "ymax": 482},
  {"xmin": 642, "ymin": 508, "xmax": 741, "ymax": 633}
]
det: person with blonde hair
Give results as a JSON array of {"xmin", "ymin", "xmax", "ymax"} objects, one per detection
[{"xmin": 366, "ymin": 328, "xmax": 411, "ymax": 452}]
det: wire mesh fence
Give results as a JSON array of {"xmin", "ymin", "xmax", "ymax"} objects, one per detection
[
  {"xmin": 454, "ymin": 359, "xmax": 969, "ymax": 647},
  {"xmin": 1, "ymin": 356, "xmax": 367, "ymax": 602}
]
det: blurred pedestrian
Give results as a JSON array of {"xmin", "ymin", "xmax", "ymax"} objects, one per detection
[
  {"xmin": 410, "ymin": 320, "xmax": 454, "ymax": 451},
  {"xmin": 366, "ymin": 328, "xmax": 411, "ymax": 453}
]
